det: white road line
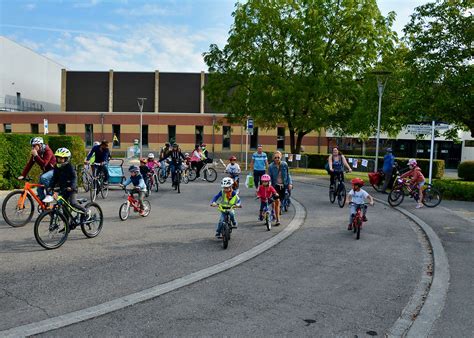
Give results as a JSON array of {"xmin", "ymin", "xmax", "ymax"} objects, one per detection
[{"xmin": 1, "ymin": 199, "xmax": 306, "ymax": 338}]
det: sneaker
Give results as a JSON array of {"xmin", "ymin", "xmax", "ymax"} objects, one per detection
[
  {"xmin": 201, "ymin": 177, "xmax": 206, "ymax": 181},
  {"xmin": 416, "ymin": 204, "xmax": 424, "ymax": 209},
  {"xmin": 348, "ymin": 223, "xmax": 352, "ymax": 230},
  {"xmin": 258, "ymin": 215, "xmax": 263, "ymax": 221},
  {"xmin": 362, "ymin": 216, "xmax": 368, "ymax": 222},
  {"xmin": 274, "ymin": 221, "xmax": 281, "ymax": 226},
  {"xmin": 139, "ymin": 209, "xmax": 146, "ymax": 216},
  {"xmin": 42, "ymin": 195, "xmax": 54, "ymax": 203},
  {"xmin": 215, "ymin": 233, "xmax": 222, "ymax": 239},
  {"xmin": 232, "ymin": 222, "xmax": 238, "ymax": 229}
]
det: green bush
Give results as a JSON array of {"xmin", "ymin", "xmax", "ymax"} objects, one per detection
[
  {"xmin": 305, "ymin": 153, "xmax": 445, "ymax": 179},
  {"xmin": 458, "ymin": 161, "xmax": 474, "ymax": 181},
  {"xmin": 0, "ymin": 134, "xmax": 85, "ymax": 190},
  {"xmin": 433, "ymin": 179, "xmax": 474, "ymax": 202}
]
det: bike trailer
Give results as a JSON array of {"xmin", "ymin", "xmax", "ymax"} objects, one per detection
[
  {"xmin": 108, "ymin": 159, "xmax": 125, "ymax": 184},
  {"xmin": 368, "ymin": 171, "xmax": 382, "ymax": 185}
]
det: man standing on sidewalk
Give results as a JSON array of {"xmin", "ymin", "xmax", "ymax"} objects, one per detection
[
  {"xmin": 381, "ymin": 147, "xmax": 395, "ymax": 193},
  {"xmin": 250, "ymin": 145, "xmax": 269, "ymax": 189}
]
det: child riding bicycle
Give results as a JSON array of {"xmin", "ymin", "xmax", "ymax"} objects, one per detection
[
  {"xmin": 400, "ymin": 158, "xmax": 425, "ymax": 209},
  {"xmin": 347, "ymin": 178, "xmax": 374, "ymax": 230},
  {"xmin": 120, "ymin": 165, "xmax": 147, "ymax": 216},
  {"xmin": 225, "ymin": 156, "xmax": 241, "ymax": 191},
  {"xmin": 256, "ymin": 174, "xmax": 279, "ymax": 222},
  {"xmin": 44, "ymin": 147, "xmax": 89, "ymax": 225},
  {"xmin": 210, "ymin": 177, "xmax": 241, "ymax": 239}
]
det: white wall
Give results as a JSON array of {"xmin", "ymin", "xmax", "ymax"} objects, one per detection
[
  {"xmin": 461, "ymin": 132, "xmax": 474, "ymax": 162},
  {"xmin": 0, "ymin": 36, "xmax": 63, "ymax": 111}
]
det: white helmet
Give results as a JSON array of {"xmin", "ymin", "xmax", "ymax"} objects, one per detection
[
  {"xmin": 147, "ymin": 153, "xmax": 155, "ymax": 159},
  {"xmin": 30, "ymin": 137, "xmax": 44, "ymax": 146},
  {"xmin": 93, "ymin": 141, "xmax": 100, "ymax": 146},
  {"xmin": 408, "ymin": 158, "xmax": 417, "ymax": 166},
  {"xmin": 221, "ymin": 177, "xmax": 234, "ymax": 188}
]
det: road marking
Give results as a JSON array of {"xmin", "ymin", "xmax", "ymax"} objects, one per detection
[{"xmin": 0, "ymin": 199, "xmax": 306, "ymax": 337}]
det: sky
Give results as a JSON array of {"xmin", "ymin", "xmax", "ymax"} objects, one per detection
[{"xmin": 0, "ymin": 0, "xmax": 430, "ymax": 72}]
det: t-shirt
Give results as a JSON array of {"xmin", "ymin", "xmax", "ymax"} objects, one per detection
[
  {"xmin": 257, "ymin": 185, "xmax": 277, "ymax": 202},
  {"xmin": 252, "ymin": 152, "xmax": 267, "ymax": 171},
  {"xmin": 349, "ymin": 189, "xmax": 369, "ymax": 205},
  {"xmin": 226, "ymin": 163, "xmax": 241, "ymax": 175},
  {"xmin": 383, "ymin": 153, "xmax": 395, "ymax": 172}
]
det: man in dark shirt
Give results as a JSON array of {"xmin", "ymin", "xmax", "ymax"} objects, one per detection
[
  {"xmin": 85, "ymin": 140, "xmax": 111, "ymax": 184},
  {"xmin": 167, "ymin": 143, "xmax": 185, "ymax": 189}
]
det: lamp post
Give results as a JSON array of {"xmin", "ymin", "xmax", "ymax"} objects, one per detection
[
  {"xmin": 371, "ymin": 70, "xmax": 391, "ymax": 172},
  {"xmin": 137, "ymin": 97, "xmax": 147, "ymax": 157}
]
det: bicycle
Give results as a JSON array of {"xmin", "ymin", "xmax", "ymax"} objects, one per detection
[
  {"xmin": 329, "ymin": 171, "xmax": 347, "ymax": 208},
  {"xmin": 201, "ymin": 162, "xmax": 218, "ymax": 182},
  {"xmin": 348, "ymin": 202, "xmax": 369, "ymax": 240},
  {"xmin": 146, "ymin": 170, "xmax": 159, "ymax": 194},
  {"xmin": 2, "ymin": 177, "xmax": 51, "ymax": 227},
  {"xmin": 90, "ymin": 163, "xmax": 109, "ymax": 202},
  {"xmin": 388, "ymin": 178, "xmax": 442, "ymax": 208},
  {"xmin": 34, "ymin": 192, "xmax": 103, "ymax": 249},
  {"xmin": 213, "ymin": 204, "xmax": 238, "ymax": 249},
  {"xmin": 119, "ymin": 188, "xmax": 151, "ymax": 221},
  {"xmin": 369, "ymin": 163, "xmax": 400, "ymax": 192},
  {"xmin": 281, "ymin": 187, "xmax": 291, "ymax": 213},
  {"xmin": 80, "ymin": 164, "xmax": 93, "ymax": 192},
  {"xmin": 260, "ymin": 198, "xmax": 275, "ymax": 231},
  {"xmin": 158, "ymin": 161, "xmax": 171, "ymax": 184},
  {"xmin": 172, "ymin": 165, "xmax": 183, "ymax": 193}
]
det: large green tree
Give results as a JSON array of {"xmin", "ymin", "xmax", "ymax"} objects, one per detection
[
  {"xmin": 203, "ymin": 0, "xmax": 396, "ymax": 153},
  {"xmin": 402, "ymin": 0, "xmax": 473, "ymax": 136}
]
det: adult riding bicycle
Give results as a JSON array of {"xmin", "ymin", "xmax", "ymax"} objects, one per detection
[
  {"xmin": 119, "ymin": 187, "xmax": 151, "ymax": 220},
  {"xmin": 34, "ymin": 191, "xmax": 103, "ymax": 249},
  {"xmin": 90, "ymin": 162, "xmax": 109, "ymax": 202},
  {"xmin": 388, "ymin": 178, "xmax": 442, "ymax": 208},
  {"xmin": 329, "ymin": 171, "xmax": 348, "ymax": 208},
  {"xmin": 2, "ymin": 177, "xmax": 52, "ymax": 227}
]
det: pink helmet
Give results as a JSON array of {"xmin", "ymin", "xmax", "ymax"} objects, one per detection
[
  {"xmin": 261, "ymin": 174, "xmax": 271, "ymax": 182},
  {"xmin": 408, "ymin": 158, "xmax": 417, "ymax": 166}
]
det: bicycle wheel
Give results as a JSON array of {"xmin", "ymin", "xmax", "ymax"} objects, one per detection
[
  {"xmin": 222, "ymin": 225, "xmax": 229, "ymax": 249},
  {"xmin": 119, "ymin": 202, "xmax": 130, "ymax": 221},
  {"xmin": 82, "ymin": 170, "xmax": 90, "ymax": 192},
  {"xmin": 329, "ymin": 184, "xmax": 336, "ymax": 203},
  {"xmin": 356, "ymin": 219, "xmax": 362, "ymax": 240},
  {"xmin": 204, "ymin": 168, "xmax": 217, "ymax": 182},
  {"xmin": 388, "ymin": 188, "xmax": 404, "ymax": 207},
  {"xmin": 34, "ymin": 210, "xmax": 69, "ymax": 249},
  {"xmin": 90, "ymin": 180, "xmax": 98, "ymax": 202},
  {"xmin": 337, "ymin": 184, "xmax": 346, "ymax": 208},
  {"xmin": 2, "ymin": 190, "xmax": 35, "ymax": 227},
  {"xmin": 183, "ymin": 172, "xmax": 189, "ymax": 184},
  {"xmin": 153, "ymin": 174, "xmax": 159, "ymax": 192},
  {"xmin": 145, "ymin": 181, "xmax": 151, "ymax": 197},
  {"xmin": 265, "ymin": 213, "xmax": 271, "ymax": 231},
  {"xmin": 81, "ymin": 202, "xmax": 103, "ymax": 238},
  {"xmin": 100, "ymin": 175, "xmax": 108, "ymax": 199},
  {"xmin": 176, "ymin": 172, "xmax": 181, "ymax": 193},
  {"xmin": 188, "ymin": 169, "xmax": 197, "ymax": 181},
  {"xmin": 158, "ymin": 171, "xmax": 167, "ymax": 184},
  {"xmin": 422, "ymin": 186, "xmax": 442, "ymax": 208},
  {"xmin": 141, "ymin": 200, "xmax": 151, "ymax": 217}
]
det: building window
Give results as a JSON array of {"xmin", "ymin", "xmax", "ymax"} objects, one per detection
[
  {"xmin": 31, "ymin": 123, "xmax": 39, "ymax": 134},
  {"xmin": 168, "ymin": 125, "xmax": 176, "ymax": 144},
  {"xmin": 58, "ymin": 124, "xmax": 66, "ymax": 135},
  {"xmin": 142, "ymin": 125, "xmax": 149, "ymax": 148},
  {"xmin": 223, "ymin": 126, "xmax": 231, "ymax": 150},
  {"xmin": 112, "ymin": 124, "xmax": 120, "ymax": 148},
  {"xmin": 195, "ymin": 126, "xmax": 204, "ymax": 145},
  {"xmin": 250, "ymin": 127, "xmax": 259, "ymax": 150},
  {"xmin": 277, "ymin": 127, "xmax": 285, "ymax": 150},
  {"xmin": 4, "ymin": 123, "xmax": 12, "ymax": 133},
  {"xmin": 85, "ymin": 124, "xmax": 94, "ymax": 147}
]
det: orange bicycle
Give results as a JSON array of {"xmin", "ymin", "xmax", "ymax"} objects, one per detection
[{"xmin": 1, "ymin": 177, "xmax": 51, "ymax": 227}]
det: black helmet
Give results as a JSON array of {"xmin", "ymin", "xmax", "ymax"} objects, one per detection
[
  {"xmin": 165, "ymin": 142, "xmax": 170, "ymax": 147},
  {"xmin": 128, "ymin": 165, "xmax": 139, "ymax": 173},
  {"xmin": 172, "ymin": 143, "xmax": 178, "ymax": 148}
]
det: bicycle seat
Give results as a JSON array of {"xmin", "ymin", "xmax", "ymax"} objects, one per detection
[{"xmin": 77, "ymin": 198, "xmax": 88, "ymax": 204}]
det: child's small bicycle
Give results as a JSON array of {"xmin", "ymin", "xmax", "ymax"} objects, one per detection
[
  {"xmin": 214, "ymin": 204, "xmax": 237, "ymax": 249},
  {"xmin": 119, "ymin": 188, "xmax": 151, "ymax": 221},
  {"xmin": 261, "ymin": 198, "xmax": 275, "ymax": 231},
  {"xmin": 348, "ymin": 202, "xmax": 370, "ymax": 240}
]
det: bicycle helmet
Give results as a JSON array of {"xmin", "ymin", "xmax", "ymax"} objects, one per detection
[
  {"xmin": 386, "ymin": 147, "xmax": 392, "ymax": 153},
  {"xmin": 30, "ymin": 137, "xmax": 44, "ymax": 146},
  {"xmin": 221, "ymin": 177, "xmax": 234, "ymax": 188},
  {"xmin": 147, "ymin": 153, "xmax": 155, "ymax": 159},
  {"xmin": 201, "ymin": 143, "xmax": 207, "ymax": 147},
  {"xmin": 128, "ymin": 165, "xmax": 140, "ymax": 173},
  {"xmin": 140, "ymin": 158, "xmax": 146, "ymax": 164},
  {"xmin": 408, "ymin": 158, "xmax": 417, "ymax": 166},
  {"xmin": 184, "ymin": 152, "xmax": 190, "ymax": 158},
  {"xmin": 54, "ymin": 147, "xmax": 71, "ymax": 167},
  {"xmin": 229, "ymin": 155, "xmax": 237, "ymax": 161},
  {"xmin": 261, "ymin": 174, "xmax": 271, "ymax": 182},
  {"xmin": 172, "ymin": 143, "xmax": 178, "ymax": 148},
  {"xmin": 351, "ymin": 178, "xmax": 364, "ymax": 187},
  {"xmin": 93, "ymin": 141, "xmax": 100, "ymax": 146}
]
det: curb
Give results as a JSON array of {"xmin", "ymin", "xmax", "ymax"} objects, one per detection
[
  {"xmin": 292, "ymin": 177, "xmax": 449, "ymax": 338},
  {"xmin": 0, "ymin": 199, "xmax": 306, "ymax": 337}
]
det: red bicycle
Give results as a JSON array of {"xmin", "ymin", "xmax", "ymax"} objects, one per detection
[
  {"xmin": 348, "ymin": 202, "xmax": 370, "ymax": 240},
  {"xmin": 119, "ymin": 188, "xmax": 151, "ymax": 221}
]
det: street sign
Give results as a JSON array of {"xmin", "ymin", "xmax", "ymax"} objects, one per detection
[
  {"xmin": 43, "ymin": 119, "xmax": 49, "ymax": 135},
  {"xmin": 246, "ymin": 118, "xmax": 254, "ymax": 135},
  {"xmin": 406, "ymin": 124, "xmax": 449, "ymax": 135}
]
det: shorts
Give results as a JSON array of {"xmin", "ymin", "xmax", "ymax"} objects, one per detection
[
  {"xmin": 417, "ymin": 180, "xmax": 425, "ymax": 189},
  {"xmin": 274, "ymin": 184, "xmax": 285, "ymax": 200}
]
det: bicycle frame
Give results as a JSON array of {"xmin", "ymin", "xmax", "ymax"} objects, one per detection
[
  {"xmin": 18, "ymin": 182, "xmax": 47, "ymax": 210},
  {"xmin": 126, "ymin": 192, "xmax": 142, "ymax": 212}
]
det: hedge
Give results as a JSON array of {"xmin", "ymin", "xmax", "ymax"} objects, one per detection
[
  {"xmin": 432, "ymin": 179, "xmax": 474, "ymax": 201},
  {"xmin": 458, "ymin": 161, "xmax": 474, "ymax": 181},
  {"xmin": 0, "ymin": 134, "xmax": 86, "ymax": 190},
  {"xmin": 304, "ymin": 153, "xmax": 445, "ymax": 179}
]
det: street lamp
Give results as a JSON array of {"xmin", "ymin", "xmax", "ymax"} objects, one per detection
[
  {"xmin": 137, "ymin": 97, "xmax": 147, "ymax": 157},
  {"xmin": 371, "ymin": 70, "xmax": 391, "ymax": 172}
]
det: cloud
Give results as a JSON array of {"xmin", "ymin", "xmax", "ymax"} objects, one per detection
[
  {"xmin": 0, "ymin": 24, "xmax": 117, "ymax": 37},
  {"xmin": 115, "ymin": 4, "xmax": 174, "ymax": 16},
  {"xmin": 24, "ymin": 3, "xmax": 36, "ymax": 11}
]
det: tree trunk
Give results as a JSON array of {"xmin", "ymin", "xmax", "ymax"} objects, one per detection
[
  {"xmin": 289, "ymin": 127, "xmax": 296, "ymax": 154},
  {"xmin": 295, "ymin": 131, "xmax": 305, "ymax": 154}
]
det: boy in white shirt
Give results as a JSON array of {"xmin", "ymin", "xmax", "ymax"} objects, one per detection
[
  {"xmin": 347, "ymin": 178, "xmax": 374, "ymax": 230},
  {"xmin": 225, "ymin": 156, "xmax": 241, "ymax": 191}
]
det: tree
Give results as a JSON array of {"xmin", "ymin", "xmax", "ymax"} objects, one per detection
[
  {"xmin": 203, "ymin": 0, "xmax": 396, "ymax": 153},
  {"xmin": 402, "ymin": 0, "xmax": 473, "ymax": 137}
]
